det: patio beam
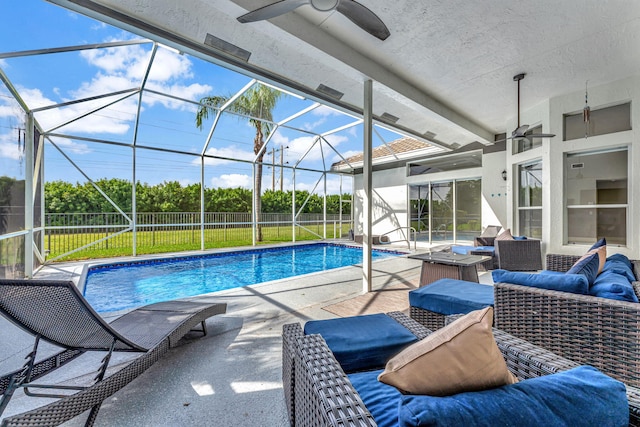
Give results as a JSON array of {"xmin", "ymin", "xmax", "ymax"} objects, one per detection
[{"xmin": 363, "ymin": 80, "xmax": 372, "ymax": 293}]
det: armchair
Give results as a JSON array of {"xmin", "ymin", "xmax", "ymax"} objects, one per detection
[{"xmin": 494, "ymin": 254, "xmax": 640, "ymax": 387}]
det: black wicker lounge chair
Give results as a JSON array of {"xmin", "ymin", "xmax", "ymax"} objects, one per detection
[
  {"xmin": 0, "ymin": 279, "xmax": 226, "ymax": 427},
  {"xmin": 284, "ymin": 311, "xmax": 640, "ymax": 427}
]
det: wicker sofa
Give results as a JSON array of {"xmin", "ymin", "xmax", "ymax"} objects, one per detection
[
  {"xmin": 283, "ymin": 311, "xmax": 640, "ymax": 426},
  {"xmin": 494, "ymin": 253, "xmax": 640, "ymax": 388}
]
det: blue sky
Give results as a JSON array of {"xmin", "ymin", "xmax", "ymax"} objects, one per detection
[{"xmin": 0, "ymin": 0, "xmax": 403, "ymax": 194}]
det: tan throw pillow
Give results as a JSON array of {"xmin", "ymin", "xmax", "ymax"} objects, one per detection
[
  {"xmin": 377, "ymin": 307, "xmax": 518, "ymax": 396},
  {"xmin": 495, "ymin": 228, "xmax": 514, "ymax": 240},
  {"xmin": 587, "ymin": 245, "xmax": 607, "ymax": 274}
]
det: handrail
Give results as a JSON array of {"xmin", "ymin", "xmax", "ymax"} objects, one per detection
[{"xmin": 380, "ymin": 227, "xmax": 417, "ymax": 250}]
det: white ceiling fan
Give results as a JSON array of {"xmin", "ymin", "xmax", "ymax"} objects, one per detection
[
  {"xmin": 494, "ymin": 73, "xmax": 556, "ymax": 144},
  {"xmin": 237, "ymin": 0, "xmax": 391, "ymax": 41}
]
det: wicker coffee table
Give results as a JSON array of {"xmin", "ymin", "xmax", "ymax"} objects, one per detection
[{"xmin": 409, "ymin": 252, "xmax": 492, "ymax": 286}]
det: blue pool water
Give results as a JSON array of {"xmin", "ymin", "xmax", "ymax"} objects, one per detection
[{"xmin": 84, "ymin": 243, "xmax": 402, "ymax": 313}]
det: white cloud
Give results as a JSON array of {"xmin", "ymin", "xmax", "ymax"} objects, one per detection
[
  {"xmin": 201, "ymin": 145, "xmax": 255, "ymax": 166},
  {"xmin": 301, "ymin": 105, "xmax": 344, "ymax": 132},
  {"xmin": 210, "ymin": 173, "xmax": 251, "ymax": 189},
  {"xmin": 276, "ymin": 133, "xmax": 349, "ymax": 165},
  {"xmin": 48, "ymin": 138, "xmax": 91, "ymax": 155},
  {"xmin": 0, "ymin": 141, "xmax": 23, "ymax": 160}
]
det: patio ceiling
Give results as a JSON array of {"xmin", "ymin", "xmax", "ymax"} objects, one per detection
[{"xmin": 47, "ymin": 0, "xmax": 640, "ymax": 150}]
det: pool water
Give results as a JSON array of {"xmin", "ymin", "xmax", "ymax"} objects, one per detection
[{"xmin": 84, "ymin": 243, "xmax": 402, "ymax": 313}]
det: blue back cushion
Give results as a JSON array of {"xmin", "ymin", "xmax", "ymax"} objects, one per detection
[
  {"xmin": 349, "ymin": 369, "xmax": 400, "ymax": 427},
  {"xmin": 304, "ymin": 313, "xmax": 418, "ymax": 372},
  {"xmin": 590, "ymin": 270, "xmax": 639, "ymax": 303},
  {"xmin": 607, "ymin": 253, "xmax": 632, "ymax": 269},
  {"xmin": 492, "ymin": 269, "xmax": 589, "ymax": 295},
  {"xmin": 408, "ymin": 279, "xmax": 494, "ymax": 315},
  {"xmin": 604, "ymin": 259, "xmax": 636, "ymax": 282},
  {"xmin": 398, "ymin": 366, "xmax": 628, "ymax": 427},
  {"xmin": 567, "ymin": 252, "xmax": 600, "ymax": 285}
]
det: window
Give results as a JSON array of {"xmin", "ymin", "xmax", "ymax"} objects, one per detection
[
  {"xmin": 517, "ymin": 161, "xmax": 542, "ymax": 238},
  {"xmin": 564, "ymin": 102, "xmax": 631, "ymax": 141},
  {"xmin": 512, "ymin": 125, "xmax": 544, "ymax": 154},
  {"xmin": 408, "ymin": 178, "xmax": 481, "ymax": 243},
  {"xmin": 565, "ymin": 148, "xmax": 628, "ymax": 246}
]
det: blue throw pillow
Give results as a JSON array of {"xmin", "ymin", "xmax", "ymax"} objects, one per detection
[
  {"xmin": 589, "ymin": 237, "xmax": 607, "ymax": 251},
  {"xmin": 566, "ymin": 252, "xmax": 600, "ymax": 285},
  {"xmin": 492, "ymin": 269, "xmax": 589, "ymax": 295},
  {"xmin": 607, "ymin": 253, "xmax": 632, "ymax": 268},
  {"xmin": 603, "ymin": 260, "xmax": 636, "ymax": 282},
  {"xmin": 398, "ymin": 366, "xmax": 628, "ymax": 427},
  {"xmin": 591, "ymin": 270, "xmax": 639, "ymax": 303}
]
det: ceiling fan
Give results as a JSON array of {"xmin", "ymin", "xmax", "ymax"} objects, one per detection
[
  {"xmin": 237, "ymin": 0, "xmax": 391, "ymax": 41},
  {"xmin": 494, "ymin": 73, "xmax": 556, "ymax": 144}
]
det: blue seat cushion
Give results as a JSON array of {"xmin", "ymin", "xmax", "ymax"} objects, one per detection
[
  {"xmin": 304, "ymin": 313, "xmax": 418, "ymax": 372},
  {"xmin": 451, "ymin": 245, "xmax": 474, "ymax": 255},
  {"xmin": 472, "ymin": 245, "xmax": 495, "ymax": 253},
  {"xmin": 349, "ymin": 369, "xmax": 400, "ymax": 427},
  {"xmin": 397, "ymin": 366, "xmax": 628, "ymax": 427},
  {"xmin": 590, "ymin": 270, "xmax": 639, "ymax": 303},
  {"xmin": 492, "ymin": 269, "xmax": 589, "ymax": 295},
  {"xmin": 409, "ymin": 279, "xmax": 494, "ymax": 315}
]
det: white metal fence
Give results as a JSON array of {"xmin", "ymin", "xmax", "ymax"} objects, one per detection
[{"xmin": 44, "ymin": 212, "xmax": 352, "ymax": 259}]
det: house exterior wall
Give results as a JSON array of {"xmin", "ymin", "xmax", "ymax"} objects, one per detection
[
  {"xmin": 352, "ymin": 75, "xmax": 639, "ymax": 259},
  {"xmin": 353, "ymin": 151, "xmax": 508, "ymax": 246}
]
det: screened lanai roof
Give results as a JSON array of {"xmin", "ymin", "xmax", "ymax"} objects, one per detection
[{"xmin": 0, "ymin": 5, "xmax": 447, "ymax": 194}]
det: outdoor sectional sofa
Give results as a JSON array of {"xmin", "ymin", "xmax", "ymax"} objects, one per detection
[
  {"xmin": 494, "ymin": 252, "xmax": 640, "ymax": 388},
  {"xmin": 283, "ymin": 311, "xmax": 640, "ymax": 427}
]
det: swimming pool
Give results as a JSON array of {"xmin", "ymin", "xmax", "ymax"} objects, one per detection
[{"xmin": 84, "ymin": 243, "xmax": 403, "ymax": 313}]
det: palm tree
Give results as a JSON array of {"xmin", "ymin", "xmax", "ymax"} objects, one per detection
[{"xmin": 196, "ymin": 84, "xmax": 283, "ymax": 241}]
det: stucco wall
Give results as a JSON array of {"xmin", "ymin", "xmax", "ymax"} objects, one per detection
[{"xmin": 352, "ymin": 74, "xmax": 639, "ymax": 259}]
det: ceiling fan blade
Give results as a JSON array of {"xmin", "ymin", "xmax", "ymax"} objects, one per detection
[
  {"xmin": 529, "ymin": 133, "xmax": 556, "ymax": 138},
  {"xmin": 237, "ymin": 0, "xmax": 308, "ymax": 23},
  {"xmin": 336, "ymin": 0, "xmax": 390, "ymax": 40}
]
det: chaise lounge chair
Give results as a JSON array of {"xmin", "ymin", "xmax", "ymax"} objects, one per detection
[{"xmin": 0, "ymin": 279, "xmax": 227, "ymax": 427}]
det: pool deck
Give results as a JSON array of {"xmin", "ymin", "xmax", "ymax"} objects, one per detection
[{"xmin": 0, "ymin": 241, "xmax": 491, "ymax": 426}]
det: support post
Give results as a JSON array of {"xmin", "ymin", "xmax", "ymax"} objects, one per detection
[
  {"xmin": 323, "ymin": 173, "xmax": 327, "ymax": 239},
  {"xmin": 252, "ymin": 162, "xmax": 256, "ymax": 246},
  {"xmin": 292, "ymin": 170, "xmax": 296, "ymax": 243},
  {"xmin": 24, "ymin": 114, "xmax": 34, "ymax": 277},
  {"xmin": 200, "ymin": 157, "xmax": 205, "ymax": 250},
  {"xmin": 363, "ymin": 80, "xmax": 373, "ymax": 293}
]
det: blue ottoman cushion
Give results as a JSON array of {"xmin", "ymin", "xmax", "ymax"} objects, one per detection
[
  {"xmin": 304, "ymin": 313, "xmax": 418, "ymax": 372},
  {"xmin": 409, "ymin": 279, "xmax": 494, "ymax": 316}
]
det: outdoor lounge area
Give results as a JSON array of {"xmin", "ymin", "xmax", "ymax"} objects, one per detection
[{"xmin": 2, "ymin": 0, "xmax": 640, "ymax": 426}]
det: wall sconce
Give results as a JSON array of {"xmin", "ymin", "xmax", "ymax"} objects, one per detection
[{"xmin": 501, "ymin": 170, "xmax": 507, "ymax": 181}]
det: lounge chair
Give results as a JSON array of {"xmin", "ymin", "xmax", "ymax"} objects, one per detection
[{"xmin": 0, "ymin": 279, "xmax": 226, "ymax": 427}]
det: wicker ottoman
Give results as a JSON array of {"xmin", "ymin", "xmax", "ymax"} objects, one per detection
[{"xmin": 409, "ymin": 278, "xmax": 494, "ymax": 330}]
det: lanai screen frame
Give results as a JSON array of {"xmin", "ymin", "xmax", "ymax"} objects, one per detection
[{"xmin": 0, "ymin": 38, "xmax": 422, "ymax": 278}]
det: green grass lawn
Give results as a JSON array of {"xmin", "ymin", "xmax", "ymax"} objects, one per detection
[{"xmin": 45, "ymin": 224, "xmax": 352, "ymax": 261}]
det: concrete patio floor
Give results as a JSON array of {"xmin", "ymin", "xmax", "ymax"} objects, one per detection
[{"xmin": 0, "ymin": 244, "xmax": 492, "ymax": 426}]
